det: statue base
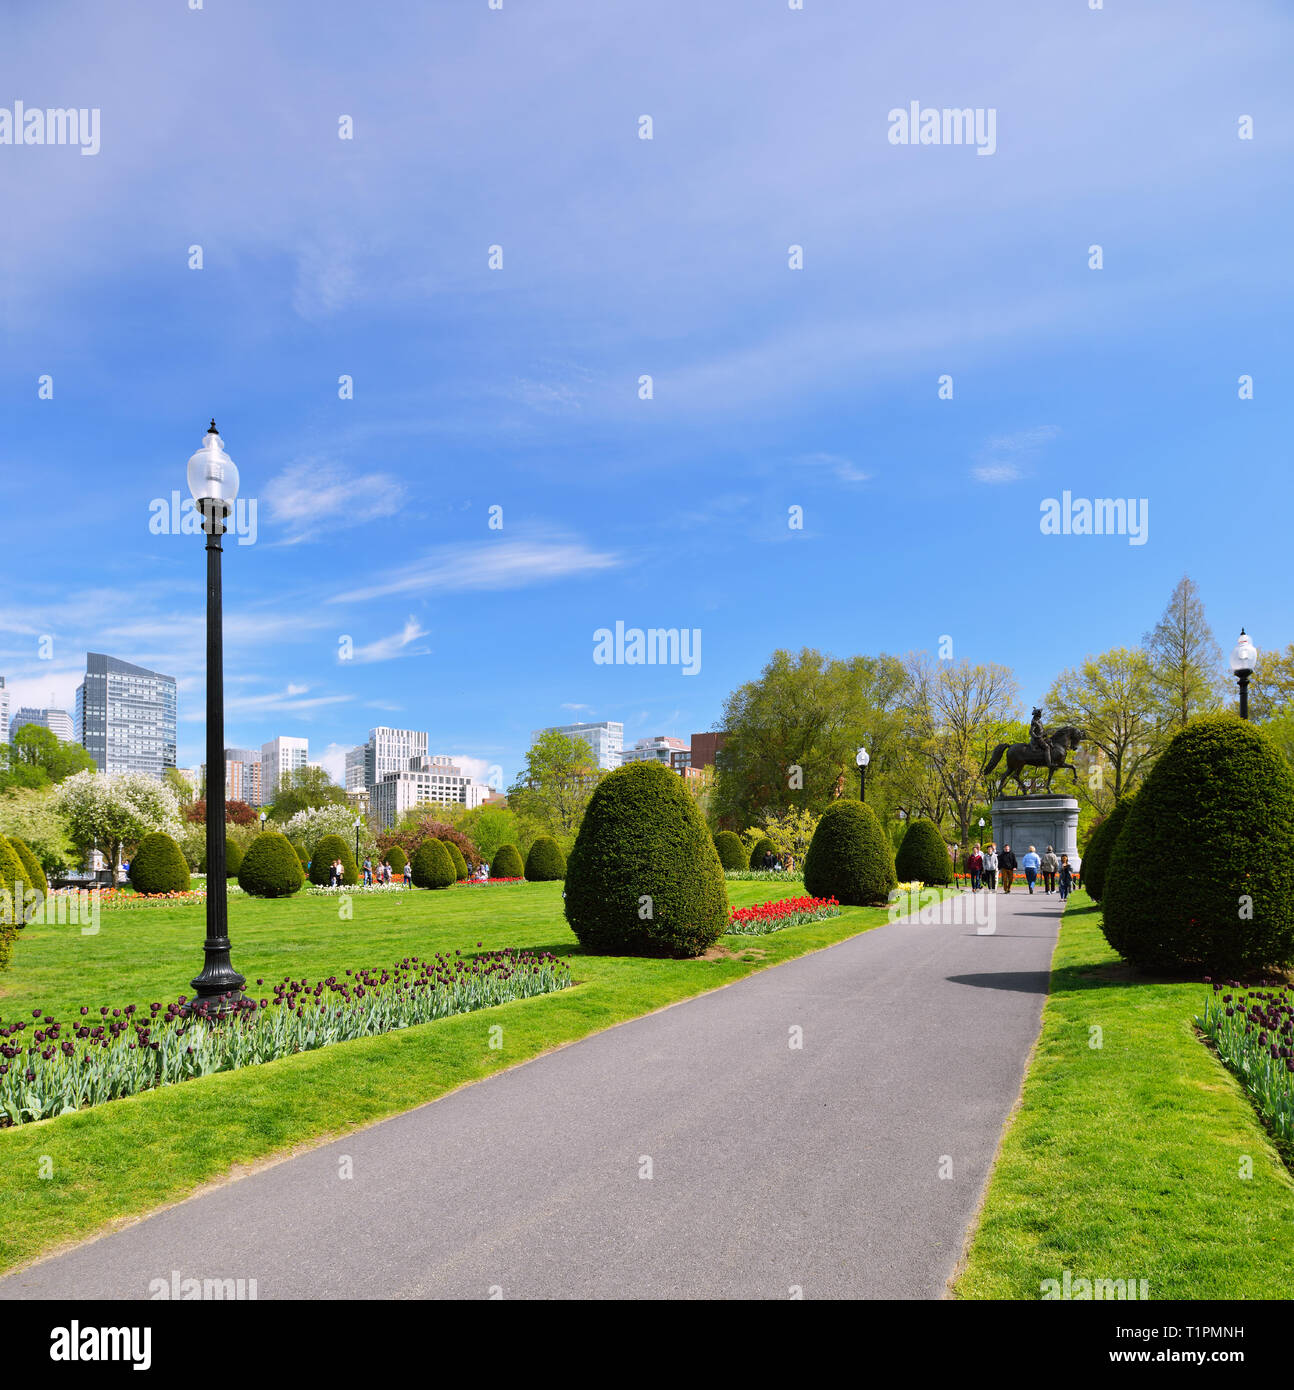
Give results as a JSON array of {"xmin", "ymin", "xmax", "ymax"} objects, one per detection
[{"xmin": 989, "ymin": 795, "xmax": 1079, "ymax": 864}]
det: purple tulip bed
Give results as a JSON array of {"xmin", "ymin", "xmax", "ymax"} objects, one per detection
[
  {"xmin": 1197, "ymin": 982, "xmax": 1294, "ymax": 1145},
  {"xmin": 0, "ymin": 948, "xmax": 572, "ymax": 1128}
]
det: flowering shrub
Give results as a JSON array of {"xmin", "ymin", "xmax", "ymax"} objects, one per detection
[
  {"xmin": 0, "ymin": 948, "xmax": 572, "ymax": 1127},
  {"xmin": 45, "ymin": 887, "xmax": 209, "ymax": 911},
  {"xmin": 305, "ymin": 883, "xmax": 408, "ymax": 896},
  {"xmin": 1198, "ymin": 981, "xmax": 1294, "ymax": 1144},
  {"xmin": 726, "ymin": 895, "xmax": 840, "ymax": 936},
  {"xmin": 455, "ymin": 877, "xmax": 525, "ymax": 886},
  {"xmin": 723, "ymin": 869, "xmax": 799, "ymax": 882}
]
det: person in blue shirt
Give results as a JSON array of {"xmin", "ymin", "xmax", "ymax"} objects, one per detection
[{"xmin": 1021, "ymin": 845, "xmax": 1041, "ymax": 893}]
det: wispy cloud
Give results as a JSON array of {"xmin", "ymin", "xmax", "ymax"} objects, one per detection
[
  {"xmin": 343, "ymin": 617, "xmax": 430, "ymax": 665},
  {"xmin": 181, "ymin": 684, "xmax": 354, "ymax": 722},
  {"xmin": 971, "ymin": 426, "xmax": 1060, "ymax": 484},
  {"xmin": 264, "ymin": 460, "xmax": 407, "ymax": 544},
  {"xmin": 796, "ymin": 451, "xmax": 871, "ymax": 484},
  {"xmin": 560, "ymin": 702, "xmax": 594, "ymax": 714},
  {"xmin": 332, "ymin": 534, "xmax": 621, "ymax": 604}
]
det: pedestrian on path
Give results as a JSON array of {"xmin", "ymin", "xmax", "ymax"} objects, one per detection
[
  {"xmin": 1022, "ymin": 845, "xmax": 1041, "ymax": 894},
  {"xmin": 1059, "ymin": 854, "xmax": 1073, "ymax": 901},
  {"xmin": 999, "ymin": 845, "xmax": 1017, "ymax": 893},
  {"xmin": 982, "ymin": 845, "xmax": 998, "ymax": 891},
  {"xmin": 969, "ymin": 844, "xmax": 983, "ymax": 891},
  {"xmin": 363, "ymin": 856, "xmax": 373, "ymax": 887},
  {"xmin": 1040, "ymin": 846, "xmax": 1059, "ymax": 894}
]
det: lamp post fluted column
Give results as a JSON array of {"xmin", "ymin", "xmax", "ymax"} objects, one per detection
[{"xmin": 188, "ymin": 421, "xmax": 245, "ymax": 1012}]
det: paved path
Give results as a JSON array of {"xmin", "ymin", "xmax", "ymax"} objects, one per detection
[{"xmin": 0, "ymin": 888, "xmax": 1062, "ymax": 1300}]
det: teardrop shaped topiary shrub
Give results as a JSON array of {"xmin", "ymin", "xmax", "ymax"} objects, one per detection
[
  {"xmin": 239, "ymin": 831, "xmax": 305, "ymax": 898},
  {"xmin": 411, "ymin": 838, "xmax": 455, "ymax": 889},
  {"xmin": 6, "ymin": 836, "xmax": 47, "ymax": 898},
  {"xmin": 1080, "ymin": 793, "xmax": 1135, "ymax": 904},
  {"xmin": 490, "ymin": 843, "xmax": 525, "ymax": 879},
  {"xmin": 439, "ymin": 838, "xmax": 469, "ymax": 880},
  {"xmin": 224, "ymin": 838, "xmax": 245, "ymax": 879},
  {"xmin": 0, "ymin": 834, "xmax": 35, "ymax": 936},
  {"xmin": 129, "ymin": 832, "xmax": 191, "ymax": 895},
  {"xmin": 524, "ymin": 835, "xmax": 566, "ymax": 881},
  {"xmin": 565, "ymin": 759, "xmax": 728, "ymax": 957},
  {"xmin": 386, "ymin": 845, "xmax": 408, "ymax": 877},
  {"xmin": 308, "ymin": 834, "xmax": 358, "ymax": 887},
  {"xmin": 748, "ymin": 837, "xmax": 777, "ymax": 869},
  {"xmin": 1101, "ymin": 714, "xmax": 1294, "ymax": 973},
  {"xmin": 803, "ymin": 799, "xmax": 896, "ymax": 906},
  {"xmin": 713, "ymin": 830, "xmax": 746, "ymax": 871},
  {"xmin": 894, "ymin": 817, "xmax": 952, "ymax": 885}
]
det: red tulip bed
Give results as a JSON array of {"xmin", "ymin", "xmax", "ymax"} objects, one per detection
[
  {"xmin": 0, "ymin": 948, "xmax": 572, "ymax": 1128},
  {"xmin": 455, "ymin": 877, "xmax": 525, "ymax": 886},
  {"xmin": 1198, "ymin": 982, "xmax": 1294, "ymax": 1144},
  {"xmin": 727, "ymin": 895, "xmax": 840, "ymax": 936}
]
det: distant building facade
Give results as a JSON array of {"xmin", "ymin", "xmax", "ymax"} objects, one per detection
[
  {"xmin": 620, "ymin": 735, "xmax": 688, "ymax": 766},
  {"xmin": 224, "ymin": 747, "xmax": 263, "ymax": 806},
  {"xmin": 688, "ymin": 731, "xmax": 728, "ymax": 770},
  {"xmin": 0, "ymin": 678, "xmax": 10, "ymax": 744},
  {"xmin": 11, "ymin": 706, "xmax": 75, "ymax": 742},
  {"xmin": 260, "ymin": 736, "xmax": 308, "ymax": 803},
  {"xmin": 530, "ymin": 720, "xmax": 623, "ymax": 770},
  {"xmin": 75, "ymin": 653, "xmax": 177, "ymax": 777},
  {"xmin": 370, "ymin": 754, "xmax": 490, "ymax": 830}
]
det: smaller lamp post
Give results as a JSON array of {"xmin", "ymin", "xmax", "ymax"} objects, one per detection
[
  {"xmin": 354, "ymin": 816, "xmax": 362, "ymax": 872},
  {"xmin": 978, "ymin": 815, "xmax": 985, "ymax": 846},
  {"xmin": 855, "ymin": 746, "xmax": 870, "ymax": 802},
  {"xmin": 1230, "ymin": 629, "xmax": 1258, "ymax": 720},
  {"xmin": 258, "ymin": 810, "xmax": 267, "ymax": 835}
]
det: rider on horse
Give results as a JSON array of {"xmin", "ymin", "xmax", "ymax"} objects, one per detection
[{"xmin": 1028, "ymin": 707, "xmax": 1050, "ymax": 765}]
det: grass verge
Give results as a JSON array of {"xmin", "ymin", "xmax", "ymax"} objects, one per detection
[{"xmin": 954, "ymin": 891, "xmax": 1294, "ymax": 1299}]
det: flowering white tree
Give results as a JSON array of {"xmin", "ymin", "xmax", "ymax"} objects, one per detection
[
  {"xmin": 56, "ymin": 771, "xmax": 181, "ymax": 873},
  {"xmin": 281, "ymin": 804, "xmax": 377, "ymax": 863}
]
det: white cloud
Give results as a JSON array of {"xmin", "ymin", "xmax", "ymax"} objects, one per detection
[
  {"xmin": 560, "ymin": 702, "xmax": 594, "ymax": 713},
  {"xmin": 264, "ymin": 460, "xmax": 407, "ymax": 544},
  {"xmin": 796, "ymin": 452, "xmax": 871, "ymax": 484},
  {"xmin": 971, "ymin": 426, "xmax": 1060, "ymax": 484},
  {"xmin": 344, "ymin": 617, "xmax": 429, "ymax": 665},
  {"xmin": 333, "ymin": 534, "xmax": 621, "ymax": 604},
  {"xmin": 313, "ymin": 742, "xmax": 350, "ymax": 787}
]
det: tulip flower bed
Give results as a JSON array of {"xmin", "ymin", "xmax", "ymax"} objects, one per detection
[
  {"xmin": 723, "ymin": 869, "xmax": 798, "ymax": 882},
  {"xmin": 455, "ymin": 877, "xmax": 526, "ymax": 886},
  {"xmin": 726, "ymin": 894, "xmax": 840, "ymax": 936},
  {"xmin": 305, "ymin": 883, "xmax": 410, "ymax": 896},
  {"xmin": 1197, "ymin": 982, "xmax": 1294, "ymax": 1146},
  {"xmin": 46, "ymin": 887, "xmax": 210, "ymax": 910},
  {"xmin": 0, "ymin": 948, "xmax": 572, "ymax": 1128}
]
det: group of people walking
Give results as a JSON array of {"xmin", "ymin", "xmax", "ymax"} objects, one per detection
[
  {"xmin": 360, "ymin": 857, "xmax": 409, "ymax": 887},
  {"xmin": 965, "ymin": 843, "xmax": 1075, "ymax": 899}
]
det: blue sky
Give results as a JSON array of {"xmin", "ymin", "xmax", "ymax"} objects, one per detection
[{"xmin": 2, "ymin": 0, "xmax": 1291, "ymax": 786}]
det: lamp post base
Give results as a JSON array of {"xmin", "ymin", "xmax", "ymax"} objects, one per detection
[{"xmin": 187, "ymin": 938, "xmax": 246, "ymax": 1015}]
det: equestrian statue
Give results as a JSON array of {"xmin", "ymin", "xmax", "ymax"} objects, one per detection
[{"xmin": 981, "ymin": 708, "xmax": 1087, "ymax": 798}]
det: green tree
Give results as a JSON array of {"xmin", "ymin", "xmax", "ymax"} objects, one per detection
[
  {"xmin": 0, "ymin": 786, "xmax": 77, "ymax": 874},
  {"xmin": 454, "ymin": 805, "xmax": 522, "ymax": 863},
  {"xmin": 163, "ymin": 767, "xmax": 196, "ymax": 811},
  {"xmin": 1249, "ymin": 642, "xmax": 1294, "ymax": 722},
  {"xmin": 268, "ymin": 765, "xmax": 347, "ymax": 821},
  {"xmin": 1142, "ymin": 575, "xmax": 1225, "ymax": 730},
  {"xmin": 506, "ymin": 731, "xmax": 602, "ymax": 839},
  {"xmin": 1046, "ymin": 647, "xmax": 1166, "ymax": 816},
  {"xmin": 0, "ymin": 724, "xmax": 96, "ymax": 790},
  {"xmin": 55, "ymin": 770, "xmax": 181, "ymax": 875},
  {"xmin": 714, "ymin": 647, "xmax": 908, "ymax": 827}
]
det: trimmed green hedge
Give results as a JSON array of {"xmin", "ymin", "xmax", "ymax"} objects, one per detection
[
  {"xmin": 308, "ymin": 834, "xmax": 359, "ymax": 887},
  {"xmin": 440, "ymin": 839, "xmax": 469, "ymax": 881},
  {"xmin": 565, "ymin": 759, "xmax": 728, "ymax": 957},
  {"xmin": 490, "ymin": 843, "xmax": 525, "ymax": 879},
  {"xmin": 238, "ymin": 832, "xmax": 305, "ymax": 898},
  {"xmin": 411, "ymin": 839, "xmax": 455, "ymax": 889},
  {"xmin": 128, "ymin": 832, "xmax": 191, "ymax": 895},
  {"xmin": 0, "ymin": 835, "xmax": 35, "ymax": 959},
  {"xmin": 1081, "ymin": 794, "xmax": 1135, "ymax": 904},
  {"xmin": 7, "ymin": 837, "xmax": 47, "ymax": 898},
  {"xmin": 224, "ymin": 838, "xmax": 245, "ymax": 879},
  {"xmin": 747, "ymin": 837, "xmax": 777, "ymax": 870},
  {"xmin": 803, "ymin": 799, "xmax": 896, "ymax": 905},
  {"xmin": 713, "ymin": 830, "xmax": 746, "ymax": 871},
  {"xmin": 894, "ymin": 817, "xmax": 952, "ymax": 885},
  {"xmin": 1101, "ymin": 714, "xmax": 1294, "ymax": 973},
  {"xmin": 386, "ymin": 845, "xmax": 407, "ymax": 876},
  {"xmin": 524, "ymin": 835, "xmax": 566, "ymax": 881}
]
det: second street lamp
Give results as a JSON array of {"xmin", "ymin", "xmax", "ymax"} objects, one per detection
[
  {"xmin": 856, "ymin": 746, "xmax": 870, "ymax": 802},
  {"xmin": 1230, "ymin": 629, "xmax": 1258, "ymax": 720},
  {"xmin": 186, "ymin": 421, "xmax": 245, "ymax": 1014}
]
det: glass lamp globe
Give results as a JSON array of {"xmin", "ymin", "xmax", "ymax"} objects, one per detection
[
  {"xmin": 1229, "ymin": 630, "xmax": 1257, "ymax": 675},
  {"xmin": 186, "ymin": 421, "xmax": 239, "ymax": 509},
  {"xmin": 855, "ymin": 746, "xmax": 870, "ymax": 768}
]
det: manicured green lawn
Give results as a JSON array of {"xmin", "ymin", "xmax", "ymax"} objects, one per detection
[
  {"xmin": 0, "ymin": 879, "xmax": 893, "ymax": 1275},
  {"xmin": 955, "ymin": 891, "xmax": 1294, "ymax": 1299}
]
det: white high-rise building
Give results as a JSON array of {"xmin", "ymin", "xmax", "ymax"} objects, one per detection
[
  {"xmin": 530, "ymin": 720, "xmax": 623, "ymax": 770},
  {"xmin": 260, "ymin": 735, "xmax": 308, "ymax": 803},
  {"xmin": 12, "ymin": 706, "xmax": 75, "ymax": 742},
  {"xmin": 75, "ymin": 653, "xmax": 177, "ymax": 777},
  {"xmin": 370, "ymin": 754, "xmax": 490, "ymax": 830},
  {"xmin": 350, "ymin": 727, "xmax": 428, "ymax": 797},
  {"xmin": 0, "ymin": 677, "xmax": 8, "ymax": 745},
  {"xmin": 620, "ymin": 735, "xmax": 688, "ymax": 766}
]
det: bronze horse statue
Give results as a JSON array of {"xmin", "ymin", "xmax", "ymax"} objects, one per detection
[{"xmin": 981, "ymin": 725, "xmax": 1086, "ymax": 798}]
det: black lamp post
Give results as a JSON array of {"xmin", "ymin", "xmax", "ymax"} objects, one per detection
[
  {"xmin": 855, "ymin": 746, "xmax": 870, "ymax": 802},
  {"xmin": 186, "ymin": 421, "xmax": 245, "ymax": 1013},
  {"xmin": 354, "ymin": 816, "xmax": 362, "ymax": 872},
  {"xmin": 1230, "ymin": 629, "xmax": 1258, "ymax": 720}
]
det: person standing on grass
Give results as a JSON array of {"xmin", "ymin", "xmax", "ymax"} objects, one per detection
[
  {"xmin": 1021, "ymin": 845, "xmax": 1040, "ymax": 894},
  {"xmin": 1059, "ymin": 854, "xmax": 1073, "ymax": 901},
  {"xmin": 1040, "ymin": 845, "xmax": 1059, "ymax": 894},
  {"xmin": 982, "ymin": 844, "xmax": 998, "ymax": 891},
  {"xmin": 999, "ymin": 844, "xmax": 1017, "ymax": 893},
  {"xmin": 363, "ymin": 856, "xmax": 372, "ymax": 887}
]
